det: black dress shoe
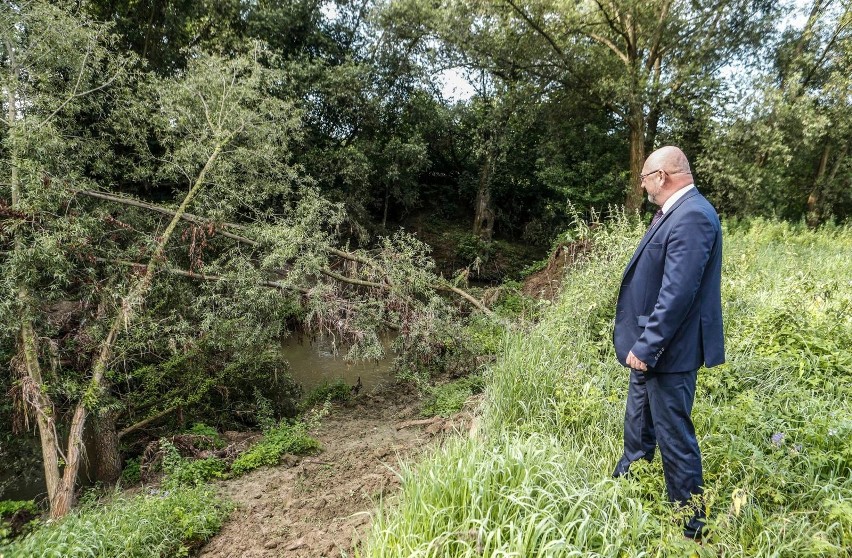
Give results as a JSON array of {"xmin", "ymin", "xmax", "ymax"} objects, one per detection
[
  {"xmin": 683, "ymin": 521, "xmax": 706, "ymax": 542},
  {"xmin": 612, "ymin": 468, "xmax": 631, "ymax": 479}
]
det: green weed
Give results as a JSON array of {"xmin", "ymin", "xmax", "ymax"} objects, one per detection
[
  {"xmin": 301, "ymin": 379, "xmax": 352, "ymax": 410},
  {"xmin": 230, "ymin": 421, "xmax": 320, "ymax": 476},
  {"xmin": 119, "ymin": 457, "xmax": 141, "ymax": 485},
  {"xmin": 161, "ymin": 440, "xmax": 227, "ymax": 489},
  {"xmin": 422, "ymin": 375, "xmax": 484, "ymax": 418},
  {"xmin": 362, "ymin": 216, "xmax": 852, "ymax": 557},
  {"xmin": 0, "ymin": 487, "xmax": 230, "ymax": 557},
  {"xmin": 183, "ymin": 423, "xmax": 226, "ymax": 449}
]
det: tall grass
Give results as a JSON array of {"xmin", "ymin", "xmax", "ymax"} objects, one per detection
[
  {"xmin": 363, "ymin": 216, "xmax": 852, "ymax": 557},
  {"xmin": 0, "ymin": 487, "xmax": 230, "ymax": 558}
]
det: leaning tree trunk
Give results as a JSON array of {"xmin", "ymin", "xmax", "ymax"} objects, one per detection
[
  {"xmin": 6, "ymin": 50, "xmax": 66, "ymax": 512},
  {"xmin": 49, "ymin": 139, "xmax": 230, "ymax": 518},
  {"xmin": 807, "ymin": 143, "xmax": 831, "ymax": 228},
  {"xmin": 807, "ymin": 143, "xmax": 848, "ymax": 228}
]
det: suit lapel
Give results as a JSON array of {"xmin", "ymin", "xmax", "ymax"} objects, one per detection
[{"xmin": 621, "ymin": 189, "xmax": 701, "ymax": 280}]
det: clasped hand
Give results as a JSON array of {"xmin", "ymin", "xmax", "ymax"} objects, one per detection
[{"xmin": 626, "ymin": 351, "xmax": 647, "ymax": 371}]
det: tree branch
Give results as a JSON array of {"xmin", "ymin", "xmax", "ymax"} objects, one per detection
[
  {"xmin": 645, "ymin": 0, "xmax": 673, "ymax": 72},
  {"xmin": 593, "ymin": 0, "xmax": 630, "ymax": 50},
  {"xmin": 503, "ymin": 0, "xmax": 567, "ymax": 60},
  {"xmin": 432, "ymin": 282, "xmax": 495, "ymax": 317},
  {"xmin": 319, "ymin": 267, "xmax": 385, "ymax": 289},
  {"xmin": 586, "ymin": 31, "xmax": 630, "ymax": 65},
  {"xmin": 37, "ymin": 61, "xmax": 125, "ymax": 130},
  {"xmin": 95, "ymin": 257, "xmax": 310, "ymax": 294},
  {"xmin": 77, "ymin": 190, "xmax": 495, "ymax": 316},
  {"xmin": 73, "ymin": 189, "xmax": 259, "ymax": 246},
  {"xmin": 118, "ymin": 405, "xmax": 179, "ymax": 439}
]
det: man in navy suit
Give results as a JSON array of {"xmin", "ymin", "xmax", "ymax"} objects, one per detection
[{"xmin": 612, "ymin": 146, "xmax": 724, "ymax": 540}]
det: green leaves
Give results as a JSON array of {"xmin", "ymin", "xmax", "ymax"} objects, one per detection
[
  {"xmin": 230, "ymin": 421, "xmax": 320, "ymax": 476},
  {"xmin": 153, "ymin": 50, "xmax": 304, "ymax": 219}
]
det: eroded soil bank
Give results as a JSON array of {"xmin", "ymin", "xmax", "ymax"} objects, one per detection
[{"xmin": 198, "ymin": 384, "xmax": 454, "ymax": 558}]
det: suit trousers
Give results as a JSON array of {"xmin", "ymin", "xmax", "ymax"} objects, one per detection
[{"xmin": 613, "ymin": 368, "xmax": 705, "ymax": 536}]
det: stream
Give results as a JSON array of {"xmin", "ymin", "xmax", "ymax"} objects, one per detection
[{"xmin": 282, "ymin": 334, "xmax": 395, "ymax": 394}]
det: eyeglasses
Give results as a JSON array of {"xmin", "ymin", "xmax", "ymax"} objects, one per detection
[
  {"xmin": 639, "ymin": 169, "xmax": 663, "ymax": 181},
  {"xmin": 640, "ymin": 169, "xmax": 692, "ymax": 181}
]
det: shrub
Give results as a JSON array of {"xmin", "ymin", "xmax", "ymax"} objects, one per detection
[
  {"xmin": 120, "ymin": 457, "xmax": 142, "ymax": 485},
  {"xmin": 230, "ymin": 421, "xmax": 320, "ymax": 476},
  {"xmin": 301, "ymin": 379, "xmax": 351, "ymax": 411},
  {"xmin": 0, "ymin": 487, "xmax": 230, "ymax": 557},
  {"xmin": 490, "ymin": 280, "xmax": 538, "ymax": 319},
  {"xmin": 161, "ymin": 440, "xmax": 227, "ymax": 489},
  {"xmin": 184, "ymin": 423, "xmax": 226, "ymax": 449},
  {"xmin": 421, "ymin": 375, "xmax": 484, "ymax": 418}
]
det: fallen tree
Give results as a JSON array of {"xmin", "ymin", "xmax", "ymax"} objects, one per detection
[{"xmin": 2, "ymin": 5, "xmax": 497, "ymax": 519}]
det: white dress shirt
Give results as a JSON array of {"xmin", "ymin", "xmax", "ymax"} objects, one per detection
[{"xmin": 662, "ymin": 184, "xmax": 695, "ymax": 214}]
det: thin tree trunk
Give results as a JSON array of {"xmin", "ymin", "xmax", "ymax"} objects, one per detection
[
  {"xmin": 645, "ymin": 105, "xmax": 660, "ymax": 156},
  {"xmin": 51, "ymin": 140, "xmax": 229, "ymax": 518},
  {"xmin": 18, "ymin": 319, "xmax": 64, "ymax": 505},
  {"xmin": 473, "ymin": 151, "xmax": 495, "ymax": 241},
  {"xmin": 808, "ymin": 143, "xmax": 848, "ymax": 227},
  {"xmin": 383, "ymin": 183, "xmax": 390, "ymax": 229},
  {"xmin": 807, "ymin": 143, "xmax": 830, "ymax": 228},
  {"xmin": 5, "ymin": 39, "xmax": 66, "ymax": 511}
]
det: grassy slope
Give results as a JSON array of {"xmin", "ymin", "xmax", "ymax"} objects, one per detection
[{"xmin": 363, "ymin": 216, "xmax": 852, "ymax": 557}]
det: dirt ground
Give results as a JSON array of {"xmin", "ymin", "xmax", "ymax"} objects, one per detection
[
  {"xmin": 197, "ymin": 385, "xmax": 472, "ymax": 558},
  {"xmin": 522, "ymin": 239, "xmax": 591, "ymax": 300}
]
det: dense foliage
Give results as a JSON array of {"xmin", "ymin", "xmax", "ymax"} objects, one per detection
[{"xmin": 364, "ymin": 218, "xmax": 852, "ymax": 556}]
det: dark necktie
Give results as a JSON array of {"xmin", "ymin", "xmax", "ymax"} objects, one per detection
[{"xmin": 649, "ymin": 209, "xmax": 664, "ymax": 229}]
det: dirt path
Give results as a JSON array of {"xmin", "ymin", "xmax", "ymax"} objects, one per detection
[{"xmin": 198, "ymin": 385, "xmax": 440, "ymax": 558}]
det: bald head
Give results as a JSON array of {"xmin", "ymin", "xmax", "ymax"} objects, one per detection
[
  {"xmin": 641, "ymin": 146, "xmax": 694, "ymax": 207},
  {"xmin": 646, "ymin": 146, "xmax": 691, "ymax": 176}
]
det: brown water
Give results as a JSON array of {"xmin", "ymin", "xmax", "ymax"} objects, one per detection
[{"xmin": 281, "ymin": 335, "xmax": 396, "ymax": 395}]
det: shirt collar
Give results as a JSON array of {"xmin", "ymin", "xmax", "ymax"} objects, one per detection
[{"xmin": 662, "ymin": 184, "xmax": 695, "ymax": 214}]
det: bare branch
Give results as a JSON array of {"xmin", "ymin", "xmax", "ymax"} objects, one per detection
[
  {"xmin": 76, "ymin": 190, "xmax": 496, "ymax": 316},
  {"xmin": 37, "ymin": 37, "xmax": 126, "ymax": 130},
  {"xmin": 801, "ymin": 15, "xmax": 849, "ymax": 89},
  {"xmin": 592, "ymin": 0, "xmax": 630, "ymax": 48},
  {"xmin": 320, "ymin": 267, "xmax": 385, "ymax": 289},
  {"xmin": 645, "ymin": 0, "xmax": 673, "ymax": 72},
  {"xmin": 73, "ymin": 189, "xmax": 259, "ymax": 246},
  {"xmin": 95, "ymin": 257, "xmax": 310, "ymax": 294},
  {"xmin": 432, "ymin": 282, "xmax": 495, "ymax": 318},
  {"xmin": 118, "ymin": 405, "xmax": 179, "ymax": 439}
]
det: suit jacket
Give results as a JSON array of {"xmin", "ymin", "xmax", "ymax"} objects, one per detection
[{"xmin": 614, "ymin": 189, "xmax": 725, "ymax": 372}]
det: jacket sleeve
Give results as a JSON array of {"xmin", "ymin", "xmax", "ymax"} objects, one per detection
[{"xmin": 630, "ymin": 209, "xmax": 717, "ymax": 367}]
